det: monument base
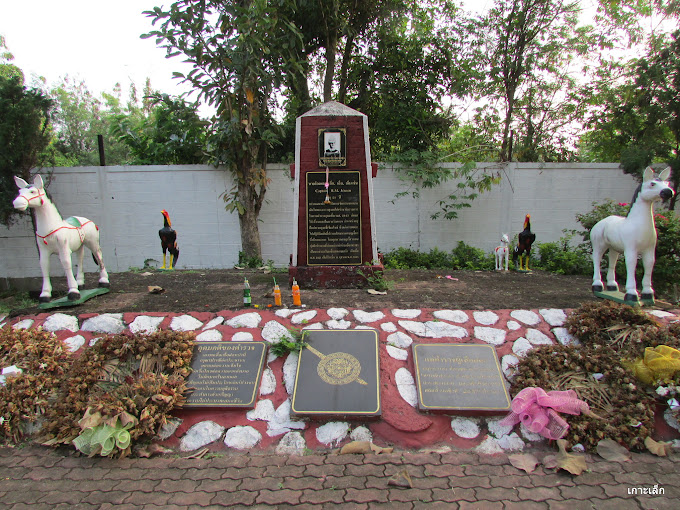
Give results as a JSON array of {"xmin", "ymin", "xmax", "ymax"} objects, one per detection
[{"xmin": 289, "ymin": 264, "xmax": 384, "ymax": 289}]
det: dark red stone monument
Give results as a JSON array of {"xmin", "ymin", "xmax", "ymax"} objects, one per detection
[{"xmin": 289, "ymin": 101, "xmax": 383, "ymax": 288}]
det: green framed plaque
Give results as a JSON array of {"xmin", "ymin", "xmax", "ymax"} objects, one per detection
[{"xmin": 185, "ymin": 341, "xmax": 267, "ymax": 408}]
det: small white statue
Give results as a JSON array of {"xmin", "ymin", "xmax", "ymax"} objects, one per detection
[
  {"xmin": 495, "ymin": 234, "xmax": 509, "ymax": 271},
  {"xmin": 12, "ymin": 175, "xmax": 109, "ymax": 302},
  {"xmin": 591, "ymin": 166, "xmax": 674, "ymax": 304}
]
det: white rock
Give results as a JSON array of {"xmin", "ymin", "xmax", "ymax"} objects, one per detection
[
  {"xmin": 386, "ymin": 345, "xmax": 408, "ymax": 361},
  {"xmin": 353, "ymin": 310, "xmax": 385, "ymax": 323},
  {"xmin": 246, "ymin": 399, "xmax": 275, "ymax": 422},
  {"xmin": 473, "ymin": 311, "xmax": 499, "ymax": 326},
  {"xmin": 226, "ymin": 312, "xmax": 262, "ymax": 329},
  {"xmin": 82, "ymin": 314, "xmax": 125, "ymax": 334},
  {"xmin": 501, "ymin": 354, "xmax": 519, "ymax": 379},
  {"xmin": 398, "ymin": 320, "xmax": 426, "ymax": 336},
  {"xmin": 552, "ymin": 327, "xmax": 580, "ymax": 346},
  {"xmin": 203, "ymin": 317, "xmax": 225, "ymax": 330},
  {"xmin": 423, "ymin": 321, "xmax": 467, "ymax": 338},
  {"xmin": 525, "ymin": 329, "xmax": 553, "ymax": 345},
  {"xmin": 276, "ymin": 431, "xmax": 306, "ymax": 455},
  {"xmin": 302, "ymin": 323, "xmax": 324, "ymax": 330},
  {"xmin": 63, "ymin": 335, "xmax": 86, "ymax": 352},
  {"xmin": 316, "ymin": 421, "xmax": 350, "ymax": 446},
  {"xmin": 327, "ymin": 320, "xmax": 351, "ymax": 330},
  {"xmin": 392, "ymin": 309, "xmax": 421, "ymax": 319},
  {"xmin": 510, "ymin": 310, "xmax": 541, "ymax": 326},
  {"xmin": 506, "ymin": 321, "xmax": 521, "ymax": 331},
  {"xmin": 196, "ymin": 329, "xmax": 223, "ymax": 342},
  {"xmin": 180, "ymin": 421, "xmax": 225, "ymax": 451},
  {"xmin": 89, "ymin": 337, "xmax": 102, "ymax": 346},
  {"xmin": 291, "ymin": 310, "xmax": 317, "ymax": 324},
  {"xmin": 381, "ymin": 322, "xmax": 397, "ymax": 332},
  {"xmin": 129, "ymin": 315, "xmax": 164, "ymax": 334},
  {"xmin": 12, "ymin": 319, "xmax": 33, "ymax": 330},
  {"xmin": 648, "ymin": 310, "xmax": 675, "ymax": 319},
  {"xmin": 520, "ymin": 424, "xmax": 544, "ymax": 442},
  {"xmin": 474, "ymin": 327, "xmax": 506, "ymax": 346},
  {"xmin": 451, "ymin": 417, "xmax": 480, "ymax": 439},
  {"xmin": 283, "ymin": 352, "xmax": 299, "ymax": 395},
  {"xmin": 487, "ymin": 418, "xmax": 514, "ymax": 438},
  {"xmin": 259, "ymin": 368, "xmax": 276, "ymax": 395},
  {"xmin": 232, "ymin": 331, "xmax": 254, "ymax": 342},
  {"xmin": 43, "ymin": 313, "xmax": 79, "ymax": 332},
  {"xmin": 157, "ymin": 418, "xmax": 182, "ymax": 440},
  {"xmin": 664, "ymin": 409, "xmax": 680, "ymax": 431},
  {"xmin": 350, "ymin": 426, "xmax": 373, "ymax": 443},
  {"xmin": 327, "ymin": 308, "xmax": 349, "ymax": 320},
  {"xmin": 476, "ymin": 437, "xmax": 503, "ymax": 455},
  {"xmin": 224, "ymin": 426, "xmax": 261, "ymax": 450},
  {"xmin": 433, "ymin": 310, "xmax": 469, "ymax": 323},
  {"xmin": 539, "ymin": 309, "xmax": 567, "ymax": 327},
  {"xmin": 571, "ymin": 443, "xmax": 586, "ymax": 453},
  {"xmin": 355, "ymin": 325, "xmax": 373, "ymax": 330},
  {"xmin": 512, "ymin": 338, "xmax": 534, "ymax": 357},
  {"xmin": 1, "ymin": 365, "xmax": 22, "ymax": 385},
  {"xmin": 497, "ymin": 432, "xmax": 525, "ymax": 451},
  {"xmin": 395, "ymin": 367, "xmax": 418, "ymax": 407},
  {"xmin": 387, "ymin": 331, "xmax": 413, "ymax": 349},
  {"xmin": 262, "ymin": 320, "xmax": 295, "ymax": 344},
  {"xmin": 170, "ymin": 314, "xmax": 204, "ymax": 332},
  {"xmin": 276, "ymin": 308, "xmax": 301, "ymax": 318},
  {"xmin": 267, "ymin": 399, "xmax": 306, "ymax": 437}
]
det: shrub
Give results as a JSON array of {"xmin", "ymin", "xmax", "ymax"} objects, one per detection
[
  {"xmin": 533, "ymin": 236, "xmax": 591, "ymax": 275},
  {"xmin": 383, "ymin": 242, "xmax": 494, "ymax": 271}
]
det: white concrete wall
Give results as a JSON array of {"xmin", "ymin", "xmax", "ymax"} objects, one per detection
[{"xmin": 1, "ymin": 162, "xmax": 640, "ymax": 279}]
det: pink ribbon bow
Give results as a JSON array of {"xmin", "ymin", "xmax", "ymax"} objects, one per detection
[{"xmin": 499, "ymin": 387, "xmax": 590, "ymax": 440}]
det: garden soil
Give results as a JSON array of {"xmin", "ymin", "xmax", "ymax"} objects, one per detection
[{"xmin": 6, "ymin": 268, "xmax": 613, "ymax": 316}]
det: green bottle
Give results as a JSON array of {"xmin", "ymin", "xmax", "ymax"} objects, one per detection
[{"xmin": 243, "ymin": 278, "xmax": 251, "ymax": 307}]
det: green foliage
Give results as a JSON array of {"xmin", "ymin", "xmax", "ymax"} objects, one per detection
[
  {"xmin": 0, "ymin": 75, "xmax": 54, "ymax": 226},
  {"xmin": 383, "ymin": 242, "xmax": 495, "ymax": 271},
  {"xmin": 237, "ymin": 251, "xmax": 265, "ymax": 269},
  {"xmin": 532, "ymin": 236, "xmax": 592, "ymax": 275},
  {"xmin": 269, "ymin": 330, "xmax": 307, "ymax": 358},
  {"xmin": 111, "ymin": 93, "xmax": 209, "ymax": 165},
  {"xmin": 357, "ymin": 267, "xmax": 394, "ymax": 292}
]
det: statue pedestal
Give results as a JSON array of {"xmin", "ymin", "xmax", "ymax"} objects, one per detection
[{"xmin": 289, "ymin": 102, "xmax": 381, "ymax": 288}]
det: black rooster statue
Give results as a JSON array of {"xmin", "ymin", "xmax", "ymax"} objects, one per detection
[
  {"xmin": 159, "ymin": 209, "xmax": 179, "ymax": 270},
  {"xmin": 513, "ymin": 214, "xmax": 536, "ymax": 271}
]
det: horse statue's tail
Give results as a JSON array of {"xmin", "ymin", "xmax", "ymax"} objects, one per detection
[
  {"xmin": 512, "ymin": 246, "xmax": 519, "ymax": 266},
  {"xmin": 92, "ymin": 253, "xmax": 99, "ymax": 266}
]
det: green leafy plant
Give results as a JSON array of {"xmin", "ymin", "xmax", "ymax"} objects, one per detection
[
  {"xmin": 269, "ymin": 329, "xmax": 308, "ymax": 358},
  {"xmin": 357, "ymin": 267, "xmax": 394, "ymax": 292}
]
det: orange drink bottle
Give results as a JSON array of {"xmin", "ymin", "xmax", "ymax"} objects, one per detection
[
  {"xmin": 292, "ymin": 279, "xmax": 301, "ymax": 306},
  {"xmin": 274, "ymin": 283, "xmax": 282, "ymax": 306}
]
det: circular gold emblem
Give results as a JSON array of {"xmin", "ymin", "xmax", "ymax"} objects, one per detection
[{"xmin": 317, "ymin": 352, "xmax": 362, "ymax": 386}]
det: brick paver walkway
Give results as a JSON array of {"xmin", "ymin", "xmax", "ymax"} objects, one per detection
[{"xmin": 1, "ymin": 445, "xmax": 678, "ymax": 509}]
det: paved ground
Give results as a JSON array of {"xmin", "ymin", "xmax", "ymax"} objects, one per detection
[{"xmin": 1, "ymin": 444, "xmax": 679, "ymax": 509}]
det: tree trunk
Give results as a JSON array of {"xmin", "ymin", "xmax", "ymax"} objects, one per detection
[
  {"xmin": 337, "ymin": 34, "xmax": 355, "ymax": 104},
  {"xmin": 237, "ymin": 178, "xmax": 265, "ymax": 260},
  {"xmin": 323, "ymin": 29, "xmax": 338, "ymax": 102}
]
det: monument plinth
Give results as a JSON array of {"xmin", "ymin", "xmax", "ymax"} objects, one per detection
[{"xmin": 289, "ymin": 101, "xmax": 383, "ymax": 288}]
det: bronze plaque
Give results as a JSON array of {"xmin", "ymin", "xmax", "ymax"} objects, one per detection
[
  {"xmin": 306, "ymin": 170, "xmax": 362, "ymax": 265},
  {"xmin": 292, "ymin": 330, "xmax": 380, "ymax": 417},
  {"xmin": 413, "ymin": 344, "xmax": 511, "ymax": 413},
  {"xmin": 185, "ymin": 341, "xmax": 267, "ymax": 408}
]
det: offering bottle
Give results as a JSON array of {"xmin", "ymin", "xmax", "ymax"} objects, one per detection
[
  {"xmin": 243, "ymin": 278, "xmax": 251, "ymax": 307},
  {"xmin": 292, "ymin": 279, "xmax": 301, "ymax": 306},
  {"xmin": 274, "ymin": 283, "xmax": 282, "ymax": 306}
]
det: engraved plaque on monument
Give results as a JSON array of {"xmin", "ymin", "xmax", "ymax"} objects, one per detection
[
  {"xmin": 185, "ymin": 341, "xmax": 267, "ymax": 408},
  {"xmin": 306, "ymin": 170, "xmax": 362, "ymax": 265},
  {"xmin": 291, "ymin": 330, "xmax": 381, "ymax": 418},
  {"xmin": 412, "ymin": 343, "xmax": 511, "ymax": 415}
]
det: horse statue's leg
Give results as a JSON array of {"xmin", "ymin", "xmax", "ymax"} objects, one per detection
[
  {"xmin": 640, "ymin": 250, "xmax": 655, "ymax": 301},
  {"xmin": 75, "ymin": 244, "xmax": 86, "ymax": 287},
  {"xmin": 38, "ymin": 246, "xmax": 53, "ymax": 302},
  {"xmin": 56, "ymin": 244, "xmax": 81, "ymax": 300},
  {"xmin": 605, "ymin": 250, "xmax": 620, "ymax": 292},
  {"xmin": 82, "ymin": 227, "xmax": 109, "ymax": 288},
  {"xmin": 591, "ymin": 242, "xmax": 605, "ymax": 292},
  {"xmin": 622, "ymin": 249, "xmax": 640, "ymax": 302},
  {"xmin": 504, "ymin": 249, "xmax": 509, "ymax": 271}
]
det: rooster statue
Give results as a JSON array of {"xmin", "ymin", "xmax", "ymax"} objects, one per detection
[
  {"xmin": 513, "ymin": 214, "xmax": 536, "ymax": 271},
  {"xmin": 159, "ymin": 209, "xmax": 179, "ymax": 270}
]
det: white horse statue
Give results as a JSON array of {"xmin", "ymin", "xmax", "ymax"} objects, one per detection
[
  {"xmin": 591, "ymin": 166, "xmax": 674, "ymax": 304},
  {"xmin": 495, "ymin": 234, "xmax": 509, "ymax": 271},
  {"xmin": 12, "ymin": 175, "xmax": 109, "ymax": 302}
]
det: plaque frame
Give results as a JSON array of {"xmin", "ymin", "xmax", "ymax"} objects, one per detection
[
  {"xmin": 318, "ymin": 127, "xmax": 347, "ymax": 167},
  {"xmin": 184, "ymin": 341, "xmax": 268, "ymax": 408}
]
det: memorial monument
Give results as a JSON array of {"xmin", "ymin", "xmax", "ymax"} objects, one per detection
[{"xmin": 289, "ymin": 101, "xmax": 383, "ymax": 288}]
